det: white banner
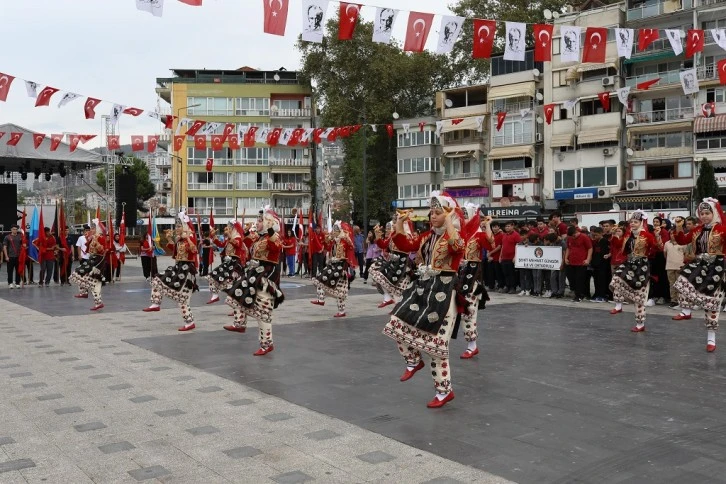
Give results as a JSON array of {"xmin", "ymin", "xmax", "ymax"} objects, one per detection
[
  {"xmin": 515, "ymin": 245, "xmax": 563, "ymax": 270},
  {"xmin": 436, "ymin": 15, "xmax": 464, "ymax": 54},
  {"xmin": 615, "ymin": 28, "xmax": 634, "ymax": 59},
  {"xmin": 560, "ymin": 26, "xmax": 581, "ymax": 63},
  {"xmin": 301, "ymin": 0, "xmax": 329, "ymax": 43},
  {"xmin": 372, "ymin": 7, "xmax": 398, "ymax": 44},
  {"xmin": 504, "ymin": 22, "xmax": 526, "ymax": 62}
]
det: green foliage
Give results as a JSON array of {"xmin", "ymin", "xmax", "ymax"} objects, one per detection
[
  {"xmin": 695, "ymin": 158, "xmax": 719, "ymax": 201},
  {"xmin": 96, "ymin": 157, "xmax": 155, "ymax": 209}
]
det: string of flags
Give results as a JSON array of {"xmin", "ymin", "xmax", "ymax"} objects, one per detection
[{"xmin": 0, "ymin": 131, "xmax": 97, "ymax": 153}]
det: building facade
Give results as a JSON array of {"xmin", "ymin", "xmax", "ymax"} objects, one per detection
[{"xmin": 155, "ymin": 68, "xmax": 314, "ymax": 224}]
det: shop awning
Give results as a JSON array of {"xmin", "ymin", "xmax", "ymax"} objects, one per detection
[
  {"xmin": 578, "ymin": 128, "xmax": 620, "ymax": 144},
  {"xmin": 615, "ymin": 192, "xmax": 690, "ymax": 203},
  {"xmin": 441, "ymin": 117, "xmax": 486, "ymax": 133},
  {"xmin": 626, "ymin": 120, "xmax": 692, "ymax": 136},
  {"xmin": 576, "ymin": 61, "xmax": 618, "ymax": 73},
  {"xmin": 694, "ymin": 115, "xmax": 726, "ymax": 133},
  {"xmin": 551, "ymin": 133, "xmax": 575, "ymax": 148},
  {"xmin": 488, "ymin": 82, "xmax": 535, "ymax": 100},
  {"xmin": 623, "ymin": 51, "xmax": 675, "ymax": 65},
  {"xmin": 488, "ymin": 145, "xmax": 535, "ymax": 159}
]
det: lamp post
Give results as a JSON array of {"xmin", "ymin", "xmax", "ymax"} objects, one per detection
[
  {"xmin": 174, "ymin": 103, "xmax": 201, "ymax": 211},
  {"xmin": 361, "ymin": 106, "xmax": 368, "ymax": 233}
]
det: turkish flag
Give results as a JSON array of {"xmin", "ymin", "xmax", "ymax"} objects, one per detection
[
  {"xmin": 638, "ymin": 29, "xmax": 659, "ymax": 51},
  {"xmin": 533, "ymin": 24, "xmax": 554, "ymax": 62},
  {"xmin": 131, "ymin": 135, "xmax": 144, "ymax": 152},
  {"xmin": 313, "ymin": 128, "xmax": 324, "ymax": 144},
  {"xmin": 266, "ymin": 128, "xmax": 283, "ymax": 147},
  {"xmin": 222, "ymin": 123, "xmax": 236, "ymax": 141},
  {"xmin": 263, "ymin": 0, "xmax": 289, "ymax": 36},
  {"xmin": 33, "ymin": 133, "xmax": 45, "ymax": 149},
  {"xmin": 340, "ymin": 126, "xmax": 351, "ymax": 138},
  {"xmin": 50, "ymin": 134, "xmax": 62, "ymax": 151},
  {"xmin": 148, "ymin": 135, "xmax": 160, "ymax": 152},
  {"xmin": 69, "ymin": 135, "xmax": 81, "ymax": 153},
  {"xmin": 194, "ymin": 135, "xmax": 207, "ymax": 150},
  {"xmin": 702, "ymin": 102, "xmax": 716, "ymax": 118},
  {"xmin": 211, "ymin": 135, "xmax": 224, "ymax": 151},
  {"xmin": 404, "ymin": 12, "xmax": 434, "ymax": 52},
  {"xmin": 78, "ymin": 135, "xmax": 96, "ymax": 144},
  {"xmin": 718, "ymin": 59, "xmax": 726, "ymax": 85},
  {"xmin": 686, "ymin": 29, "xmax": 704, "ymax": 58},
  {"xmin": 496, "ymin": 112, "xmax": 507, "ymax": 131},
  {"xmin": 186, "ymin": 120, "xmax": 205, "ymax": 136},
  {"xmin": 173, "ymin": 135, "xmax": 184, "ymax": 151},
  {"xmin": 161, "ymin": 115, "xmax": 176, "ymax": 129},
  {"xmin": 0, "ymin": 73, "xmax": 15, "ymax": 102},
  {"xmin": 636, "ymin": 78, "xmax": 660, "ymax": 90},
  {"xmin": 288, "ymin": 128, "xmax": 304, "ymax": 146},
  {"xmin": 338, "ymin": 3, "xmax": 361, "ymax": 40},
  {"xmin": 244, "ymin": 127, "xmax": 258, "ymax": 147},
  {"xmin": 473, "ymin": 19, "xmax": 496, "ymax": 59},
  {"xmin": 178, "ymin": 0, "xmax": 202, "ymax": 5},
  {"xmin": 35, "ymin": 86, "xmax": 59, "ymax": 107},
  {"xmin": 228, "ymin": 134, "xmax": 240, "ymax": 149},
  {"xmin": 6, "ymin": 132, "xmax": 22, "ymax": 146},
  {"xmin": 597, "ymin": 92, "xmax": 610, "ymax": 111},
  {"xmin": 418, "ymin": 122, "xmax": 426, "ymax": 132},
  {"xmin": 84, "ymin": 97, "xmax": 102, "ymax": 119},
  {"xmin": 123, "ymin": 107, "xmax": 144, "ymax": 116},
  {"xmin": 107, "ymin": 135, "xmax": 120, "ymax": 150},
  {"xmin": 327, "ymin": 128, "xmax": 340, "ymax": 142},
  {"xmin": 543, "ymin": 104, "xmax": 556, "ymax": 125},
  {"xmin": 205, "ymin": 158, "xmax": 214, "ymax": 172},
  {"xmin": 582, "ymin": 27, "xmax": 607, "ymax": 63},
  {"xmin": 451, "ymin": 118, "xmax": 464, "ymax": 125},
  {"xmin": 386, "ymin": 124, "xmax": 394, "ymax": 138}
]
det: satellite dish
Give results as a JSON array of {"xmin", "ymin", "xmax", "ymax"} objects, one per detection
[
  {"xmin": 552, "ymin": 11, "xmax": 560, "ymax": 18},
  {"xmin": 680, "ymin": 30, "xmax": 686, "ymax": 38},
  {"xmin": 612, "ymin": 203, "xmax": 621, "ymax": 212},
  {"xmin": 626, "ymin": 114, "xmax": 634, "ymax": 124},
  {"xmin": 533, "ymin": 68, "xmax": 541, "ymax": 77},
  {"xmin": 542, "ymin": 188, "xmax": 552, "ymax": 198},
  {"xmin": 543, "ymin": 9, "xmax": 553, "ymax": 19},
  {"xmin": 626, "ymin": 148, "xmax": 634, "ymax": 156},
  {"xmin": 536, "ymin": 116, "xmax": 544, "ymax": 124},
  {"xmin": 525, "ymin": 195, "xmax": 535, "ymax": 204},
  {"xmin": 273, "ymin": 73, "xmax": 280, "ymax": 82},
  {"xmin": 392, "ymin": 112, "xmax": 400, "ymax": 120},
  {"xmin": 444, "ymin": 99, "xmax": 453, "ymax": 108},
  {"xmin": 536, "ymin": 92, "xmax": 544, "ymax": 101}
]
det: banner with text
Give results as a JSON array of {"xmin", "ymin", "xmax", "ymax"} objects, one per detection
[{"xmin": 515, "ymin": 245, "xmax": 562, "ymax": 270}]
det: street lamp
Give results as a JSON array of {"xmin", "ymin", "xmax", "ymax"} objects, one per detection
[{"xmin": 174, "ymin": 103, "xmax": 201, "ymax": 211}]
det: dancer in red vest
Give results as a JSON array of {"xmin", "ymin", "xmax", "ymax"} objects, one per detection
[
  {"xmin": 310, "ymin": 221, "xmax": 357, "ymax": 317},
  {"xmin": 369, "ymin": 213, "xmax": 415, "ymax": 308},
  {"xmin": 206, "ymin": 220, "xmax": 247, "ymax": 307},
  {"xmin": 70, "ymin": 220, "xmax": 107, "ymax": 311}
]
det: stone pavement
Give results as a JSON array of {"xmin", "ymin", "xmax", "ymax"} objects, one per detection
[{"xmin": 2, "ymin": 257, "xmax": 726, "ymax": 483}]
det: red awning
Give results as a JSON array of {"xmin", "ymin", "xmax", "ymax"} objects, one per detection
[{"xmin": 694, "ymin": 114, "xmax": 726, "ymax": 133}]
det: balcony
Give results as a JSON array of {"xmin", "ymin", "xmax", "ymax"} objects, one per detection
[
  {"xmin": 700, "ymin": 0, "xmax": 726, "ymax": 7},
  {"xmin": 270, "ymin": 108, "xmax": 312, "ymax": 118},
  {"xmin": 442, "ymin": 132, "xmax": 486, "ymax": 146},
  {"xmin": 628, "ymin": 107, "xmax": 694, "ymax": 125},
  {"xmin": 492, "ymin": 100, "xmax": 534, "ymax": 113},
  {"xmin": 443, "ymin": 104, "xmax": 488, "ymax": 118},
  {"xmin": 492, "ymin": 133, "xmax": 535, "ymax": 147},
  {"xmin": 271, "ymin": 206, "xmax": 309, "ymax": 219},
  {"xmin": 443, "ymin": 171, "xmax": 485, "ymax": 181},
  {"xmin": 625, "ymin": 70, "xmax": 682, "ymax": 88},
  {"xmin": 697, "ymin": 64, "xmax": 723, "ymax": 81},
  {"xmin": 629, "ymin": 145, "xmax": 693, "ymax": 159},
  {"xmin": 626, "ymin": 0, "xmax": 692, "ymax": 21},
  {"xmin": 187, "ymin": 183, "xmax": 234, "ymax": 190},
  {"xmin": 269, "ymin": 158, "xmax": 312, "ymax": 167},
  {"xmin": 270, "ymin": 182, "xmax": 307, "ymax": 192}
]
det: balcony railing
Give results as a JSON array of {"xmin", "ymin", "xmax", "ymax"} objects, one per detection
[
  {"xmin": 625, "ymin": 70, "xmax": 682, "ymax": 88},
  {"xmin": 492, "ymin": 133, "xmax": 534, "ymax": 147},
  {"xmin": 700, "ymin": 0, "xmax": 726, "ymax": 7},
  {"xmin": 270, "ymin": 108, "xmax": 312, "ymax": 118},
  {"xmin": 443, "ymin": 134, "xmax": 486, "ymax": 146},
  {"xmin": 237, "ymin": 183, "xmax": 270, "ymax": 191},
  {"xmin": 272, "ymin": 207, "xmax": 309, "ymax": 218},
  {"xmin": 626, "ymin": 0, "xmax": 692, "ymax": 21},
  {"xmin": 629, "ymin": 107, "xmax": 694, "ymax": 124},
  {"xmin": 492, "ymin": 101, "xmax": 534, "ymax": 113},
  {"xmin": 187, "ymin": 183, "xmax": 234, "ymax": 190},
  {"xmin": 443, "ymin": 172, "xmax": 483, "ymax": 180},
  {"xmin": 697, "ymin": 64, "xmax": 724, "ymax": 81},
  {"xmin": 189, "ymin": 208, "xmax": 235, "ymax": 216},
  {"xmin": 270, "ymin": 182, "xmax": 307, "ymax": 191},
  {"xmin": 269, "ymin": 158, "xmax": 312, "ymax": 167}
]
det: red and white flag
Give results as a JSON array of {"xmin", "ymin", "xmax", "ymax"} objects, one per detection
[
  {"xmin": 222, "ymin": 123, "xmax": 236, "ymax": 141},
  {"xmin": 84, "ymin": 97, "xmax": 102, "ymax": 119},
  {"xmin": 148, "ymin": 135, "xmax": 160, "ymax": 152},
  {"xmin": 173, "ymin": 135, "xmax": 184, "ymax": 151},
  {"xmin": 719, "ymin": 59, "xmax": 726, "ymax": 85},
  {"xmin": 69, "ymin": 135, "xmax": 81, "ymax": 153},
  {"xmin": 107, "ymin": 135, "xmax": 121, "ymax": 150},
  {"xmin": 33, "ymin": 133, "xmax": 45, "ymax": 149},
  {"xmin": 597, "ymin": 92, "xmax": 610, "ymax": 111},
  {"xmin": 404, "ymin": 12, "xmax": 434, "ymax": 52},
  {"xmin": 638, "ymin": 28, "xmax": 659, "ymax": 51},
  {"xmin": 6, "ymin": 132, "xmax": 22, "ymax": 146},
  {"xmin": 0, "ymin": 73, "xmax": 15, "ymax": 102},
  {"xmin": 34, "ymin": 86, "xmax": 59, "ymax": 107},
  {"xmin": 582, "ymin": 27, "xmax": 607, "ymax": 63},
  {"xmin": 418, "ymin": 122, "xmax": 426, "ymax": 132},
  {"xmin": 123, "ymin": 107, "xmax": 144, "ymax": 116},
  {"xmin": 194, "ymin": 135, "xmax": 207, "ymax": 150},
  {"xmin": 338, "ymin": 3, "xmax": 361, "ymax": 40},
  {"xmin": 266, "ymin": 128, "xmax": 283, "ymax": 147},
  {"xmin": 533, "ymin": 24, "xmax": 553, "ymax": 62},
  {"xmin": 136, "ymin": 0, "xmax": 164, "ymax": 16},
  {"xmin": 244, "ymin": 127, "xmax": 258, "ymax": 147},
  {"xmin": 178, "ymin": 0, "xmax": 202, "ymax": 5},
  {"xmin": 205, "ymin": 158, "xmax": 214, "ymax": 172},
  {"xmin": 263, "ymin": 0, "xmax": 289, "ymax": 36},
  {"xmin": 186, "ymin": 120, "xmax": 205, "ymax": 136},
  {"xmin": 636, "ymin": 78, "xmax": 660, "ymax": 90},
  {"xmin": 78, "ymin": 135, "xmax": 96, "ymax": 144},
  {"xmin": 686, "ymin": 29, "xmax": 704, "ymax": 58},
  {"xmin": 131, "ymin": 135, "xmax": 144, "ymax": 152},
  {"xmin": 543, "ymin": 104, "xmax": 555, "ymax": 125},
  {"xmin": 50, "ymin": 134, "xmax": 62, "ymax": 151},
  {"xmin": 496, "ymin": 112, "xmax": 507, "ymax": 131},
  {"xmin": 702, "ymin": 102, "xmax": 716, "ymax": 118},
  {"xmin": 385, "ymin": 124, "xmax": 394, "ymax": 138},
  {"xmin": 211, "ymin": 135, "xmax": 224, "ymax": 151},
  {"xmin": 473, "ymin": 19, "xmax": 496, "ymax": 59},
  {"xmin": 57, "ymin": 92, "xmax": 81, "ymax": 108},
  {"xmin": 228, "ymin": 134, "xmax": 240, "ymax": 149}
]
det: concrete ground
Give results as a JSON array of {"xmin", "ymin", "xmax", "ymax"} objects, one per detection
[{"xmin": 0, "ymin": 257, "xmax": 725, "ymax": 483}]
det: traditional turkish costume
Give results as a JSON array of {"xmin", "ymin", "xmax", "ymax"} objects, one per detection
[
  {"xmin": 310, "ymin": 222, "xmax": 357, "ymax": 317},
  {"xmin": 224, "ymin": 208, "xmax": 285, "ymax": 355},
  {"xmin": 382, "ymin": 192, "xmax": 465, "ymax": 408},
  {"xmin": 207, "ymin": 221, "xmax": 247, "ymax": 305},
  {"xmin": 672, "ymin": 198, "xmax": 726, "ymax": 352},
  {"xmin": 369, "ymin": 221, "xmax": 415, "ymax": 308},
  {"xmin": 609, "ymin": 211, "xmax": 658, "ymax": 331},
  {"xmin": 69, "ymin": 220, "xmax": 107, "ymax": 311}
]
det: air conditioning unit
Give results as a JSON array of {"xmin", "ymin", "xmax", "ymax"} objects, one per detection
[
  {"xmin": 535, "ymin": 132, "xmax": 544, "ymax": 143},
  {"xmin": 603, "ymin": 148, "xmax": 615, "ymax": 156},
  {"xmin": 597, "ymin": 187, "xmax": 611, "ymax": 198},
  {"xmin": 162, "ymin": 181, "xmax": 171, "ymax": 189},
  {"xmin": 602, "ymin": 76, "xmax": 615, "ymax": 87},
  {"xmin": 563, "ymin": 4, "xmax": 575, "ymax": 13},
  {"xmin": 626, "ymin": 179, "xmax": 639, "ymax": 191},
  {"xmin": 536, "ymin": 165, "xmax": 544, "ymax": 175}
]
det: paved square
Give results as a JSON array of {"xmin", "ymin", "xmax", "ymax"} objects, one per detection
[
  {"xmin": 271, "ymin": 470, "xmax": 314, "ymax": 483},
  {"xmin": 357, "ymin": 450, "xmax": 396, "ymax": 464},
  {"xmin": 98, "ymin": 441, "xmax": 135, "ymax": 454},
  {"xmin": 222, "ymin": 446, "xmax": 262, "ymax": 459},
  {"xmin": 127, "ymin": 465, "xmax": 170, "ymax": 481},
  {"xmin": 185, "ymin": 426, "xmax": 220, "ymax": 436},
  {"xmin": 74, "ymin": 422, "xmax": 107, "ymax": 432}
]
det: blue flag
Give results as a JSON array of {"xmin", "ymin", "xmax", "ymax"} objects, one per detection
[
  {"xmin": 28, "ymin": 207, "xmax": 39, "ymax": 262},
  {"xmin": 152, "ymin": 213, "xmax": 165, "ymax": 256}
]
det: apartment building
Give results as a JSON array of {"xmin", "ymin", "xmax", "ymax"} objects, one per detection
[
  {"xmin": 155, "ymin": 67, "xmax": 314, "ymax": 224},
  {"xmin": 394, "ymin": 116, "xmax": 442, "ymax": 218}
]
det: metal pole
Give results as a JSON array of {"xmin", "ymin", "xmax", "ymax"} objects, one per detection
[{"xmin": 362, "ymin": 107, "xmax": 367, "ymax": 232}]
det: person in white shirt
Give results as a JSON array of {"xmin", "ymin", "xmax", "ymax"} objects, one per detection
[
  {"xmin": 663, "ymin": 226, "xmax": 686, "ymax": 309},
  {"xmin": 74, "ymin": 225, "xmax": 91, "ymax": 297}
]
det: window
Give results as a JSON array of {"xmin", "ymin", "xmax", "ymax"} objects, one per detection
[
  {"xmin": 398, "ymin": 157, "xmax": 441, "ymax": 173},
  {"xmin": 491, "ymin": 158, "xmax": 531, "ymax": 170},
  {"xmin": 704, "ymin": 55, "xmax": 726, "ymax": 80},
  {"xmin": 398, "ymin": 184, "xmax": 440, "ymax": 200},
  {"xmin": 696, "ymin": 130, "xmax": 726, "ymax": 150},
  {"xmin": 237, "ymin": 172, "xmax": 268, "ymax": 190},
  {"xmin": 632, "ymin": 131, "xmax": 689, "ymax": 151},
  {"xmin": 554, "ymin": 167, "xmax": 617, "ymax": 189},
  {"xmin": 444, "ymin": 158, "xmax": 479, "ymax": 177},
  {"xmin": 493, "ymin": 118, "xmax": 534, "ymax": 146},
  {"xmin": 236, "ymin": 97, "xmax": 270, "ymax": 116},
  {"xmin": 272, "ymin": 173, "xmax": 305, "ymax": 184},
  {"xmin": 236, "ymin": 148, "xmax": 269, "ymax": 166},
  {"xmin": 490, "ymin": 51, "xmax": 542, "ymax": 76},
  {"xmin": 272, "ymin": 197, "xmax": 309, "ymax": 211},
  {"xmin": 581, "ymin": 67, "xmax": 617, "ymax": 82},
  {"xmin": 187, "ymin": 172, "xmax": 233, "ymax": 190},
  {"xmin": 398, "ymin": 131, "xmax": 440, "ymax": 147},
  {"xmin": 186, "ymin": 97, "xmax": 234, "ymax": 116},
  {"xmin": 188, "ymin": 197, "xmax": 233, "ymax": 215},
  {"xmin": 270, "ymin": 148, "xmax": 304, "ymax": 161},
  {"xmin": 237, "ymin": 197, "xmax": 268, "ymax": 211},
  {"xmin": 631, "ymin": 161, "xmax": 692, "ymax": 180},
  {"xmin": 493, "ymin": 97, "xmax": 532, "ymax": 114},
  {"xmin": 580, "ymin": 98, "xmax": 618, "ymax": 116},
  {"xmin": 272, "ymin": 99, "xmax": 302, "ymax": 111},
  {"xmin": 706, "ymin": 88, "xmax": 726, "ymax": 103}
]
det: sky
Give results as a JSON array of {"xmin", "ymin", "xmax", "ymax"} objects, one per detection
[{"xmin": 1, "ymin": 0, "xmax": 455, "ymax": 148}]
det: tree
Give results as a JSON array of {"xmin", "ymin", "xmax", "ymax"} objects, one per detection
[
  {"xmin": 695, "ymin": 158, "xmax": 719, "ymax": 202},
  {"xmin": 298, "ymin": 17, "xmax": 458, "ymax": 227},
  {"xmin": 96, "ymin": 156, "xmax": 156, "ymax": 211}
]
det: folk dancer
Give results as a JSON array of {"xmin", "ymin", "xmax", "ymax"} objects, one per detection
[
  {"xmin": 143, "ymin": 211, "xmax": 199, "ymax": 332},
  {"xmin": 69, "ymin": 219, "xmax": 108, "ymax": 311},
  {"xmin": 457, "ymin": 204, "xmax": 494, "ymax": 359},
  {"xmin": 310, "ymin": 221, "xmax": 357, "ymax": 317},
  {"xmin": 206, "ymin": 220, "xmax": 247, "ymax": 306},
  {"xmin": 672, "ymin": 198, "xmax": 726, "ymax": 352},
  {"xmin": 224, "ymin": 207, "xmax": 285, "ymax": 355},
  {"xmin": 369, "ymin": 213, "xmax": 414, "ymax": 308},
  {"xmin": 382, "ymin": 191, "xmax": 465, "ymax": 408},
  {"xmin": 609, "ymin": 210, "xmax": 658, "ymax": 332}
]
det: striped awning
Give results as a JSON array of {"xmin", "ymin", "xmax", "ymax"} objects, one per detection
[
  {"xmin": 551, "ymin": 133, "xmax": 575, "ymax": 148},
  {"xmin": 627, "ymin": 120, "xmax": 692, "ymax": 136},
  {"xmin": 615, "ymin": 193, "xmax": 690, "ymax": 203},
  {"xmin": 488, "ymin": 145, "xmax": 535, "ymax": 159},
  {"xmin": 488, "ymin": 82, "xmax": 536, "ymax": 100},
  {"xmin": 694, "ymin": 115, "xmax": 726, "ymax": 133},
  {"xmin": 576, "ymin": 61, "xmax": 618, "ymax": 73},
  {"xmin": 578, "ymin": 128, "xmax": 620, "ymax": 144}
]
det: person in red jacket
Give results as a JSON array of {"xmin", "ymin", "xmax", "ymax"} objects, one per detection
[
  {"xmin": 672, "ymin": 198, "xmax": 726, "ymax": 352},
  {"xmin": 382, "ymin": 191, "xmax": 465, "ymax": 409},
  {"xmin": 69, "ymin": 220, "xmax": 108, "ymax": 311},
  {"xmin": 609, "ymin": 211, "xmax": 659, "ymax": 332},
  {"xmin": 206, "ymin": 220, "xmax": 246, "ymax": 306},
  {"xmin": 33, "ymin": 227, "xmax": 57, "ymax": 287},
  {"xmin": 283, "ymin": 230, "xmax": 297, "ymax": 277},
  {"xmin": 499, "ymin": 222, "xmax": 522, "ymax": 293}
]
